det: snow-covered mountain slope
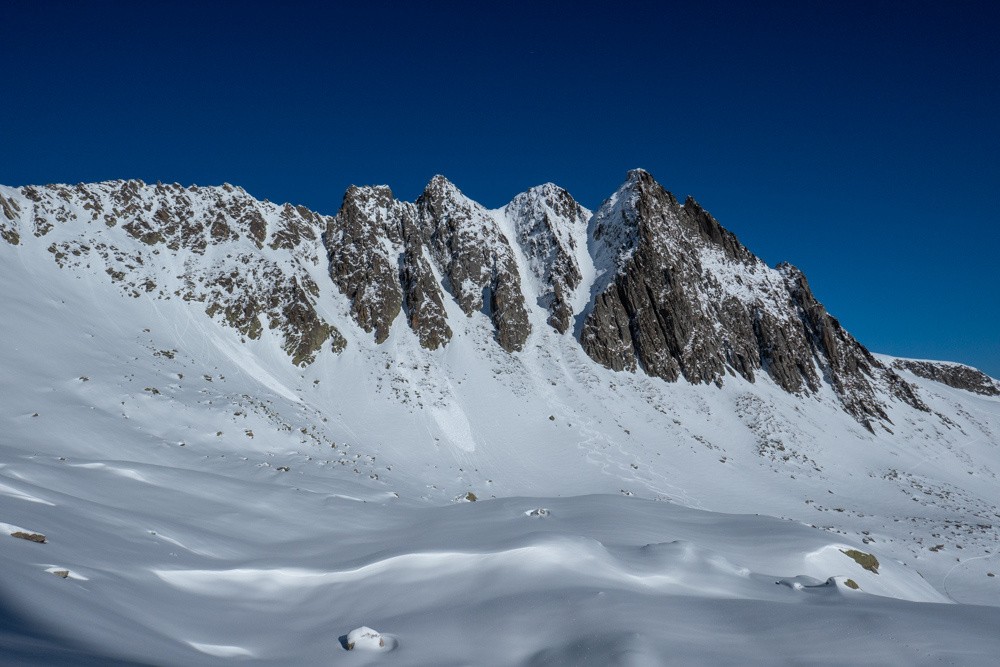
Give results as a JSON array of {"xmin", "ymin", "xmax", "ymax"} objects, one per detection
[{"xmin": 1, "ymin": 174, "xmax": 999, "ymax": 664}]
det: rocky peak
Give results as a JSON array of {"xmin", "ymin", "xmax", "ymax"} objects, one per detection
[
  {"xmin": 0, "ymin": 172, "xmax": 942, "ymax": 428},
  {"xmin": 583, "ymin": 170, "xmax": 724, "ymax": 382},
  {"xmin": 593, "ymin": 170, "xmax": 753, "ymax": 265},
  {"xmin": 323, "ymin": 175, "xmax": 537, "ymax": 353},
  {"xmin": 679, "ymin": 196, "xmax": 755, "ymax": 264},
  {"xmin": 588, "ymin": 168, "xmax": 690, "ymax": 277},
  {"xmin": 325, "ymin": 184, "xmax": 450, "ymax": 349},
  {"xmin": 416, "ymin": 175, "xmax": 475, "ymax": 225},
  {"xmin": 416, "ymin": 177, "xmax": 530, "ymax": 352},
  {"xmin": 339, "ymin": 185, "xmax": 397, "ymax": 220},
  {"xmin": 580, "ymin": 169, "xmax": 927, "ymax": 428},
  {"xmin": 326, "ymin": 186, "xmax": 410, "ymax": 343},
  {"xmin": 422, "ymin": 174, "xmax": 462, "ymax": 199},
  {"xmin": 503, "ymin": 184, "xmax": 590, "ymax": 333},
  {"xmin": 625, "ymin": 167, "xmax": 653, "ymax": 184},
  {"xmin": 589, "ymin": 172, "xmax": 643, "ymax": 259},
  {"xmin": 515, "ymin": 183, "xmax": 585, "ymax": 220}
]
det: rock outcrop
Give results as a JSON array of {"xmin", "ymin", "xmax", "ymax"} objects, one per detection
[
  {"xmin": 324, "ymin": 176, "xmax": 547, "ymax": 353},
  {"xmin": 326, "ymin": 185, "xmax": 407, "ymax": 344},
  {"xmin": 415, "ymin": 176, "xmax": 530, "ymax": 352},
  {"xmin": 0, "ymin": 191, "xmax": 21, "ymax": 245},
  {"xmin": 892, "ymin": 359, "xmax": 1000, "ymax": 396},
  {"xmin": 325, "ymin": 184, "xmax": 451, "ymax": 349}
]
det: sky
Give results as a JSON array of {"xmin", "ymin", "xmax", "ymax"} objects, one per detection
[{"xmin": 3, "ymin": 0, "xmax": 998, "ymax": 377}]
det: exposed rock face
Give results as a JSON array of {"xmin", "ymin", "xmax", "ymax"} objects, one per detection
[
  {"xmin": 580, "ymin": 169, "xmax": 927, "ymax": 428},
  {"xmin": 326, "ymin": 186, "xmax": 406, "ymax": 344},
  {"xmin": 325, "ymin": 185, "xmax": 451, "ymax": 349},
  {"xmin": 504, "ymin": 184, "xmax": 590, "ymax": 334},
  {"xmin": 399, "ymin": 219, "xmax": 452, "ymax": 350},
  {"xmin": 0, "ymin": 191, "xmax": 21, "ymax": 245},
  {"xmin": 892, "ymin": 359, "xmax": 1000, "ymax": 396},
  {"xmin": 583, "ymin": 169, "xmax": 754, "ymax": 384},
  {"xmin": 270, "ymin": 203, "xmax": 325, "ymax": 252},
  {"xmin": 416, "ymin": 176, "xmax": 530, "ymax": 352},
  {"xmin": 778, "ymin": 264, "xmax": 927, "ymax": 425},
  {"xmin": 0, "ymin": 180, "xmax": 344, "ymax": 365},
  {"xmin": 323, "ymin": 176, "xmax": 543, "ymax": 353}
]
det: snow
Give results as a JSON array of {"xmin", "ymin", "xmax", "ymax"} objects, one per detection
[
  {"xmin": 497, "ymin": 183, "xmax": 594, "ymax": 319},
  {"xmin": 344, "ymin": 626, "xmax": 393, "ymax": 652},
  {"xmin": 587, "ymin": 175, "xmax": 641, "ymax": 289},
  {"xmin": 0, "ymin": 481, "xmax": 55, "ymax": 506},
  {"xmin": 187, "ymin": 642, "xmax": 254, "ymax": 658},
  {"xmin": 1, "ymin": 180, "xmax": 1000, "ymax": 664}
]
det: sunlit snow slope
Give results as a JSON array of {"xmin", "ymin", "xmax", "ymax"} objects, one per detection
[{"xmin": 1, "ymin": 178, "xmax": 999, "ymax": 665}]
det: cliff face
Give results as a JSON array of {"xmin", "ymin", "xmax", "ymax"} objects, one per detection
[
  {"xmin": 415, "ymin": 176, "xmax": 530, "ymax": 352},
  {"xmin": 325, "ymin": 176, "xmax": 528, "ymax": 351},
  {"xmin": 0, "ymin": 170, "xmax": 957, "ymax": 428},
  {"xmin": 325, "ymin": 185, "xmax": 451, "ymax": 349},
  {"xmin": 503, "ymin": 183, "xmax": 590, "ymax": 335},
  {"xmin": 579, "ymin": 170, "xmax": 927, "ymax": 430}
]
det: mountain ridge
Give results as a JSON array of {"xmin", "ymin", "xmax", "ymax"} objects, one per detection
[{"xmin": 1, "ymin": 173, "xmax": 992, "ymax": 430}]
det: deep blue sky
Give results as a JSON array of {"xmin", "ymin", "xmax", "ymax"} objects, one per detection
[{"xmin": 3, "ymin": 1, "xmax": 998, "ymax": 376}]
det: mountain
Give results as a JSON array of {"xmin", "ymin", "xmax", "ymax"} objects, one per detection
[
  {"xmin": 0, "ymin": 171, "xmax": 932, "ymax": 428},
  {"xmin": 580, "ymin": 169, "xmax": 927, "ymax": 429},
  {"xmin": 1, "ymin": 172, "xmax": 999, "ymax": 664}
]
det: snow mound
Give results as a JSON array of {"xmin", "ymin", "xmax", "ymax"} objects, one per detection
[{"xmin": 343, "ymin": 626, "xmax": 395, "ymax": 652}]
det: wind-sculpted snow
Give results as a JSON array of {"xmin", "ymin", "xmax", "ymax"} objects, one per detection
[
  {"xmin": 6, "ymin": 429, "xmax": 1000, "ymax": 667},
  {"xmin": 6, "ymin": 445, "xmax": 997, "ymax": 666}
]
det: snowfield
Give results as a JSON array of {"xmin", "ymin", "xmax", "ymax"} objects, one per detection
[{"xmin": 2, "ymin": 181, "xmax": 1000, "ymax": 665}]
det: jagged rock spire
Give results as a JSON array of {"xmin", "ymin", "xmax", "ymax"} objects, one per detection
[
  {"xmin": 326, "ymin": 184, "xmax": 451, "ymax": 349},
  {"xmin": 415, "ymin": 176, "xmax": 530, "ymax": 352},
  {"xmin": 503, "ymin": 183, "xmax": 590, "ymax": 334}
]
